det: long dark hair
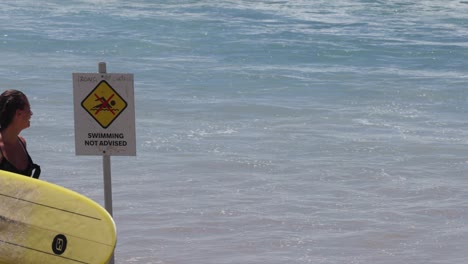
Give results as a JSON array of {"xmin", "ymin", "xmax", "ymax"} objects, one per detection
[{"xmin": 0, "ymin": 89, "xmax": 27, "ymax": 129}]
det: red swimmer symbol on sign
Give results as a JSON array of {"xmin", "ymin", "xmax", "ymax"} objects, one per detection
[
  {"xmin": 81, "ymin": 80, "xmax": 127, "ymax": 129},
  {"xmin": 94, "ymin": 93, "xmax": 116, "ymax": 115}
]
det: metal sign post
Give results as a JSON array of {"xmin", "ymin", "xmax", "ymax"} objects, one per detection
[
  {"xmin": 99, "ymin": 63, "xmax": 114, "ymax": 264},
  {"xmin": 99, "ymin": 62, "xmax": 114, "ymax": 218},
  {"xmin": 73, "ymin": 62, "xmax": 136, "ymax": 264}
]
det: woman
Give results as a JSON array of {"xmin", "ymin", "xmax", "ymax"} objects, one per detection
[{"xmin": 0, "ymin": 89, "xmax": 40, "ymax": 178}]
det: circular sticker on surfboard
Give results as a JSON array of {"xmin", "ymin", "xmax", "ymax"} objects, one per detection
[{"xmin": 52, "ymin": 234, "xmax": 68, "ymax": 255}]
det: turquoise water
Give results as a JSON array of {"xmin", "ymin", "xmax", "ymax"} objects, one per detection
[{"xmin": 1, "ymin": 1, "xmax": 468, "ymax": 263}]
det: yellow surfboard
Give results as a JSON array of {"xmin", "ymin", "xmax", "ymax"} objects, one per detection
[{"xmin": 0, "ymin": 170, "xmax": 116, "ymax": 264}]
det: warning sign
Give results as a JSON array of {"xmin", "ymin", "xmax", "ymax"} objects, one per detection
[
  {"xmin": 73, "ymin": 72, "xmax": 136, "ymax": 156},
  {"xmin": 81, "ymin": 80, "xmax": 127, "ymax": 129}
]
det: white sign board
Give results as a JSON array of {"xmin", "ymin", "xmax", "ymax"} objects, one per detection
[{"xmin": 73, "ymin": 73, "xmax": 136, "ymax": 156}]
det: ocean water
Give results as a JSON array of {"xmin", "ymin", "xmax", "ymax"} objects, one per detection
[{"xmin": 1, "ymin": 0, "xmax": 468, "ymax": 263}]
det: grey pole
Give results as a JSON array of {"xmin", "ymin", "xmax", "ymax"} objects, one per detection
[{"xmin": 99, "ymin": 62, "xmax": 115, "ymax": 264}]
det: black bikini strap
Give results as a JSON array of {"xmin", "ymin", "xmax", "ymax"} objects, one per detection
[{"xmin": 31, "ymin": 163, "xmax": 41, "ymax": 179}]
